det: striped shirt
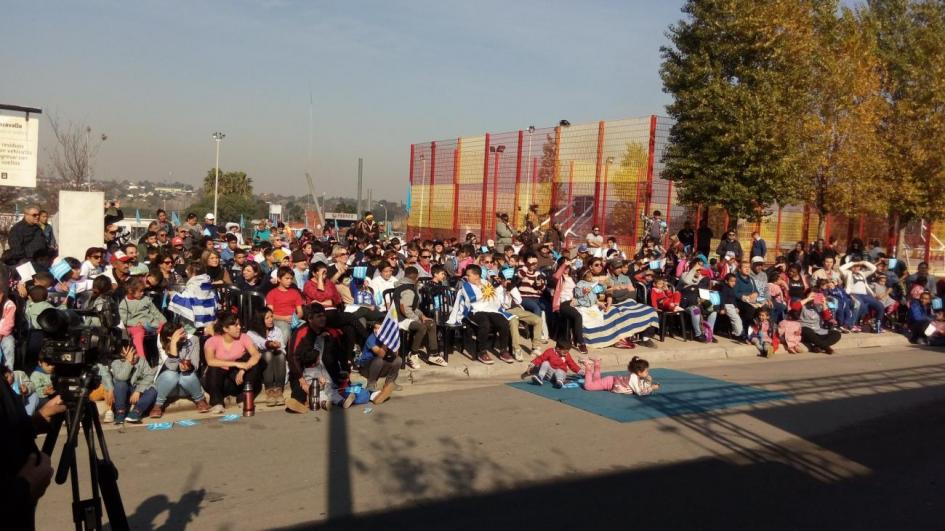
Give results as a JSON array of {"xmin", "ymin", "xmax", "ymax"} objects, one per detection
[{"xmin": 517, "ymin": 268, "xmax": 544, "ymax": 299}]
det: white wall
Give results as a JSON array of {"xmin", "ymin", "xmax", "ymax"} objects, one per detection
[{"xmin": 56, "ymin": 191, "xmax": 105, "ymax": 259}]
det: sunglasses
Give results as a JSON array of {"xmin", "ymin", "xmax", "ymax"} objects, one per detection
[
  {"xmin": 162, "ymin": 260, "xmax": 173, "ymax": 264},
  {"xmin": 91, "ymin": 255, "xmax": 102, "ymax": 259},
  {"xmin": 421, "ymin": 255, "xmax": 432, "ymax": 259}
]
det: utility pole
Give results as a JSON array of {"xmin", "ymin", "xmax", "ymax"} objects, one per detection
[{"xmin": 356, "ymin": 157, "xmax": 363, "ymax": 214}]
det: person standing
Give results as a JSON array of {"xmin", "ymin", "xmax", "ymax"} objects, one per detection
[
  {"xmin": 37, "ymin": 211, "xmax": 57, "ymax": 252},
  {"xmin": 750, "ymin": 232, "xmax": 767, "ymax": 262},
  {"xmin": 4, "ymin": 207, "xmax": 47, "ymax": 266},
  {"xmin": 585, "ymin": 226, "xmax": 605, "ymax": 258}
]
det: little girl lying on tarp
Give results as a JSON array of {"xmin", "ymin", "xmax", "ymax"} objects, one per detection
[{"xmin": 582, "ymin": 356, "xmax": 660, "ymax": 395}]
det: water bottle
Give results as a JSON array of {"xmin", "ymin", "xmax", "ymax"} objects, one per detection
[
  {"xmin": 308, "ymin": 381, "xmax": 317, "ymax": 410},
  {"xmin": 242, "ymin": 381, "xmax": 255, "ymax": 417}
]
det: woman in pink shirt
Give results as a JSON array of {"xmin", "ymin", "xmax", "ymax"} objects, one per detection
[
  {"xmin": 204, "ymin": 313, "xmax": 262, "ymax": 414},
  {"xmin": 0, "ymin": 288, "xmax": 15, "ymax": 372}
]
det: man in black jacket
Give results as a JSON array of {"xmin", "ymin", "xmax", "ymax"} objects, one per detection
[
  {"xmin": 0, "ymin": 375, "xmax": 65, "ymax": 530},
  {"xmin": 5, "ymin": 207, "xmax": 47, "ymax": 265}
]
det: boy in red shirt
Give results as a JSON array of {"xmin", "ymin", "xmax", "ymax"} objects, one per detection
[{"xmin": 520, "ymin": 341, "xmax": 583, "ymax": 388}]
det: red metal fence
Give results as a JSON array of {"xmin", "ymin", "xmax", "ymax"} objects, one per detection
[{"xmin": 408, "ymin": 115, "xmax": 945, "ymax": 273}]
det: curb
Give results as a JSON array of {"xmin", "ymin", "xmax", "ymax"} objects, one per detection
[{"xmin": 406, "ymin": 332, "xmax": 913, "ymax": 384}]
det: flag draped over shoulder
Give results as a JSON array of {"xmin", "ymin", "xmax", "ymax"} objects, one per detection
[
  {"xmin": 447, "ymin": 281, "xmax": 513, "ymax": 325},
  {"xmin": 377, "ymin": 306, "xmax": 401, "ymax": 352},
  {"xmin": 168, "ymin": 274, "xmax": 217, "ymax": 327}
]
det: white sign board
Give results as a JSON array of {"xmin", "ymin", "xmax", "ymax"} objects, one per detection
[
  {"xmin": 269, "ymin": 204, "xmax": 282, "ymax": 215},
  {"xmin": 0, "ymin": 111, "xmax": 39, "ymax": 188},
  {"xmin": 325, "ymin": 212, "xmax": 359, "ymax": 221},
  {"xmin": 56, "ymin": 191, "xmax": 105, "ymax": 261}
]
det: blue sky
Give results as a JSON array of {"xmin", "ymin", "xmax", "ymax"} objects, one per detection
[{"xmin": 3, "ymin": 0, "xmax": 682, "ymax": 200}]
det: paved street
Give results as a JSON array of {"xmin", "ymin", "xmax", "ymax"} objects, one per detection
[{"xmin": 37, "ymin": 344, "xmax": 945, "ymax": 530}]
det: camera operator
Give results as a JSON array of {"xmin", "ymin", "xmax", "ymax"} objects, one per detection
[{"xmin": 0, "ymin": 380, "xmax": 66, "ymax": 530}]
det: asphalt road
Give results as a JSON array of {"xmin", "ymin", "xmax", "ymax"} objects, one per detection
[{"xmin": 36, "ymin": 345, "xmax": 945, "ymax": 530}]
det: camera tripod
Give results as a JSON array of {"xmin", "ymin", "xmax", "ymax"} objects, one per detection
[{"xmin": 41, "ymin": 368, "xmax": 129, "ymax": 531}]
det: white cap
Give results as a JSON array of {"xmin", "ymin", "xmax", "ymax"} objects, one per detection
[{"xmin": 205, "ymin": 213, "xmax": 215, "ymax": 220}]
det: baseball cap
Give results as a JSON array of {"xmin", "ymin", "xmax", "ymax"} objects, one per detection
[
  {"xmin": 111, "ymin": 250, "xmax": 131, "ymax": 264},
  {"xmin": 205, "ymin": 213, "xmax": 215, "ymax": 220},
  {"xmin": 172, "ymin": 237, "xmax": 184, "ymax": 246},
  {"xmin": 577, "ymin": 244, "xmax": 589, "ymax": 253},
  {"xmin": 751, "ymin": 256, "xmax": 765, "ymax": 264}
]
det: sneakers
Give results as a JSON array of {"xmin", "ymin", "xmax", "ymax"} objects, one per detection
[
  {"xmin": 273, "ymin": 387, "xmax": 286, "ymax": 407},
  {"xmin": 851, "ymin": 326, "xmax": 862, "ymax": 333},
  {"xmin": 150, "ymin": 406, "xmax": 164, "ymax": 419},
  {"xmin": 478, "ymin": 352, "xmax": 495, "ymax": 365},
  {"xmin": 498, "ymin": 351, "xmax": 515, "ymax": 364},
  {"xmin": 195, "ymin": 399, "xmax": 210, "ymax": 413},
  {"xmin": 265, "ymin": 389, "xmax": 278, "ymax": 407},
  {"xmin": 284, "ymin": 398, "xmax": 308, "ymax": 414},
  {"xmin": 342, "ymin": 392, "xmax": 356, "ymax": 409},
  {"xmin": 529, "ymin": 374, "xmax": 543, "ymax": 386},
  {"xmin": 513, "ymin": 350, "xmax": 525, "ymax": 362},
  {"xmin": 552, "ymin": 379, "xmax": 564, "ymax": 389},
  {"xmin": 372, "ymin": 381, "xmax": 395, "ymax": 405},
  {"xmin": 406, "ymin": 353, "xmax": 421, "ymax": 369},
  {"xmin": 103, "ymin": 409, "xmax": 114, "ymax": 423},
  {"xmin": 209, "ymin": 404, "xmax": 225, "ymax": 415},
  {"xmin": 427, "ymin": 355, "xmax": 448, "ymax": 367},
  {"xmin": 640, "ymin": 338, "xmax": 657, "ymax": 348},
  {"xmin": 114, "ymin": 413, "xmax": 126, "ymax": 425},
  {"xmin": 126, "ymin": 411, "xmax": 142, "ymax": 424}
]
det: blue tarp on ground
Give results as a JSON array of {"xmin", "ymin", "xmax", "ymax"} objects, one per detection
[{"xmin": 507, "ymin": 368, "xmax": 789, "ymax": 423}]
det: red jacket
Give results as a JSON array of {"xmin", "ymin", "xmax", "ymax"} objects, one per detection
[
  {"xmin": 303, "ymin": 279, "xmax": 342, "ymax": 308},
  {"xmin": 531, "ymin": 348, "xmax": 582, "ymax": 373}
]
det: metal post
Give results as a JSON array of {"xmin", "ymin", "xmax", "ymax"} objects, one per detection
[
  {"xmin": 601, "ymin": 158, "xmax": 613, "ymax": 234},
  {"xmin": 592, "ymin": 121, "xmax": 605, "ymax": 228},
  {"xmin": 492, "ymin": 150, "xmax": 501, "ymax": 239},
  {"xmin": 212, "ymin": 132, "xmax": 225, "ymax": 222},
  {"xmin": 513, "ymin": 130, "xmax": 524, "ymax": 228},
  {"xmin": 427, "ymin": 142, "xmax": 437, "ymax": 241},
  {"xmin": 418, "ymin": 155, "xmax": 427, "ymax": 239},
  {"xmin": 643, "ymin": 115, "xmax": 657, "ymax": 217},
  {"xmin": 924, "ymin": 219, "xmax": 933, "ymax": 264},
  {"xmin": 452, "ymin": 140, "xmax": 461, "ymax": 238},
  {"xmin": 481, "ymin": 134, "xmax": 491, "ymax": 241},
  {"xmin": 531, "ymin": 157, "xmax": 538, "ymax": 206}
]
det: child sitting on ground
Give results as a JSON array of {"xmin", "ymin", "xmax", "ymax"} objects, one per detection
[
  {"xmin": 109, "ymin": 345, "xmax": 158, "ymax": 424},
  {"xmin": 650, "ymin": 276, "xmax": 683, "ymax": 312},
  {"xmin": 119, "ymin": 278, "xmax": 167, "ymax": 360},
  {"xmin": 778, "ymin": 303, "xmax": 804, "ymax": 354},
  {"xmin": 748, "ymin": 307, "xmax": 778, "ymax": 357},
  {"xmin": 29, "ymin": 357, "xmax": 56, "ymax": 408},
  {"xmin": 582, "ymin": 356, "xmax": 660, "ymax": 395},
  {"xmin": 520, "ymin": 341, "xmax": 583, "ymax": 388},
  {"xmin": 4, "ymin": 365, "xmax": 38, "ymax": 415}
]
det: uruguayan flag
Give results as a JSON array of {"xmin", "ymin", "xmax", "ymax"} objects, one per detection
[
  {"xmin": 376, "ymin": 306, "xmax": 401, "ymax": 352},
  {"xmin": 447, "ymin": 281, "xmax": 513, "ymax": 325},
  {"xmin": 168, "ymin": 275, "xmax": 218, "ymax": 327}
]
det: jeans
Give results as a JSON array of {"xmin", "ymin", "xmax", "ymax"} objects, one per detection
[
  {"xmin": 509, "ymin": 307, "xmax": 543, "ymax": 352},
  {"xmin": 536, "ymin": 361, "xmax": 566, "ymax": 385},
  {"xmin": 853, "ymin": 294, "xmax": 885, "ymax": 332},
  {"xmin": 469, "ymin": 312, "xmax": 512, "ymax": 355},
  {"xmin": 358, "ymin": 355, "xmax": 402, "ymax": 389},
  {"xmin": 204, "ymin": 354, "xmax": 262, "ymax": 407},
  {"xmin": 521, "ymin": 297, "xmax": 547, "ymax": 318},
  {"xmin": 155, "ymin": 370, "xmax": 205, "ymax": 406},
  {"xmin": 0, "ymin": 335, "xmax": 13, "ymax": 372},
  {"xmin": 407, "ymin": 319, "xmax": 438, "ymax": 354},
  {"xmin": 261, "ymin": 350, "xmax": 287, "ymax": 390},
  {"xmin": 723, "ymin": 304, "xmax": 744, "ymax": 337},
  {"xmin": 687, "ymin": 306, "xmax": 717, "ymax": 338},
  {"xmin": 112, "ymin": 380, "xmax": 157, "ymax": 418},
  {"xmin": 556, "ymin": 301, "xmax": 584, "ymax": 345}
]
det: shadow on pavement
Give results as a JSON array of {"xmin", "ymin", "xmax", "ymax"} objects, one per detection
[
  {"xmin": 119, "ymin": 464, "xmax": 206, "ymax": 530},
  {"xmin": 276, "ymin": 393, "xmax": 945, "ymax": 531}
]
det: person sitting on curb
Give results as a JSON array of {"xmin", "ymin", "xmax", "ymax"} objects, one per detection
[{"xmin": 520, "ymin": 341, "xmax": 583, "ymax": 388}]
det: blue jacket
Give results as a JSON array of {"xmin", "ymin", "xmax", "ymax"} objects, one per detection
[
  {"xmin": 751, "ymin": 238, "xmax": 767, "ymax": 259},
  {"xmin": 734, "ymin": 273, "xmax": 757, "ymax": 300},
  {"xmin": 909, "ymin": 300, "xmax": 932, "ymax": 323}
]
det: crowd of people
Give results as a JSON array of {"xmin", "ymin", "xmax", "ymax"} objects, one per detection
[{"xmin": 0, "ymin": 203, "xmax": 941, "ymax": 427}]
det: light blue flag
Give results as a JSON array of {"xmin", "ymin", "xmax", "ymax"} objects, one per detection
[
  {"xmin": 240, "ymin": 214, "xmax": 245, "ymax": 229},
  {"xmin": 135, "ymin": 209, "xmax": 141, "ymax": 225},
  {"xmin": 171, "ymin": 211, "xmax": 181, "ymax": 226},
  {"xmin": 405, "ymin": 184, "xmax": 412, "ymax": 214}
]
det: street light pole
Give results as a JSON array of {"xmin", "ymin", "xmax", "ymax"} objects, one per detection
[{"xmin": 212, "ymin": 132, "xmax": 226, "ymax": 221}]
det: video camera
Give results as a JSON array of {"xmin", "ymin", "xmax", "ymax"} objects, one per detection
[{"xmin": 37, "ymin": 307, "xmax": 124, "ymax": 405}]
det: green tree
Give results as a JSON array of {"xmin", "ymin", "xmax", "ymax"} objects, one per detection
[
  {"xmin": 869, "ymin": 0, "xmax": 945, "ymax": 223},
  {"xmin": 202, "ymin": 169, "xmax": 253, "ymax": 199},
  {"xmin": 660, "ymin": 0, "xmax": 817, "ymax": 226},
  {"xmin": 799, "ymin": 3, "xmax": 890, "ymax": 237},
  {"xmin": 334, "ymin": 200, "xmax": 357, "ymax": 214}
]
